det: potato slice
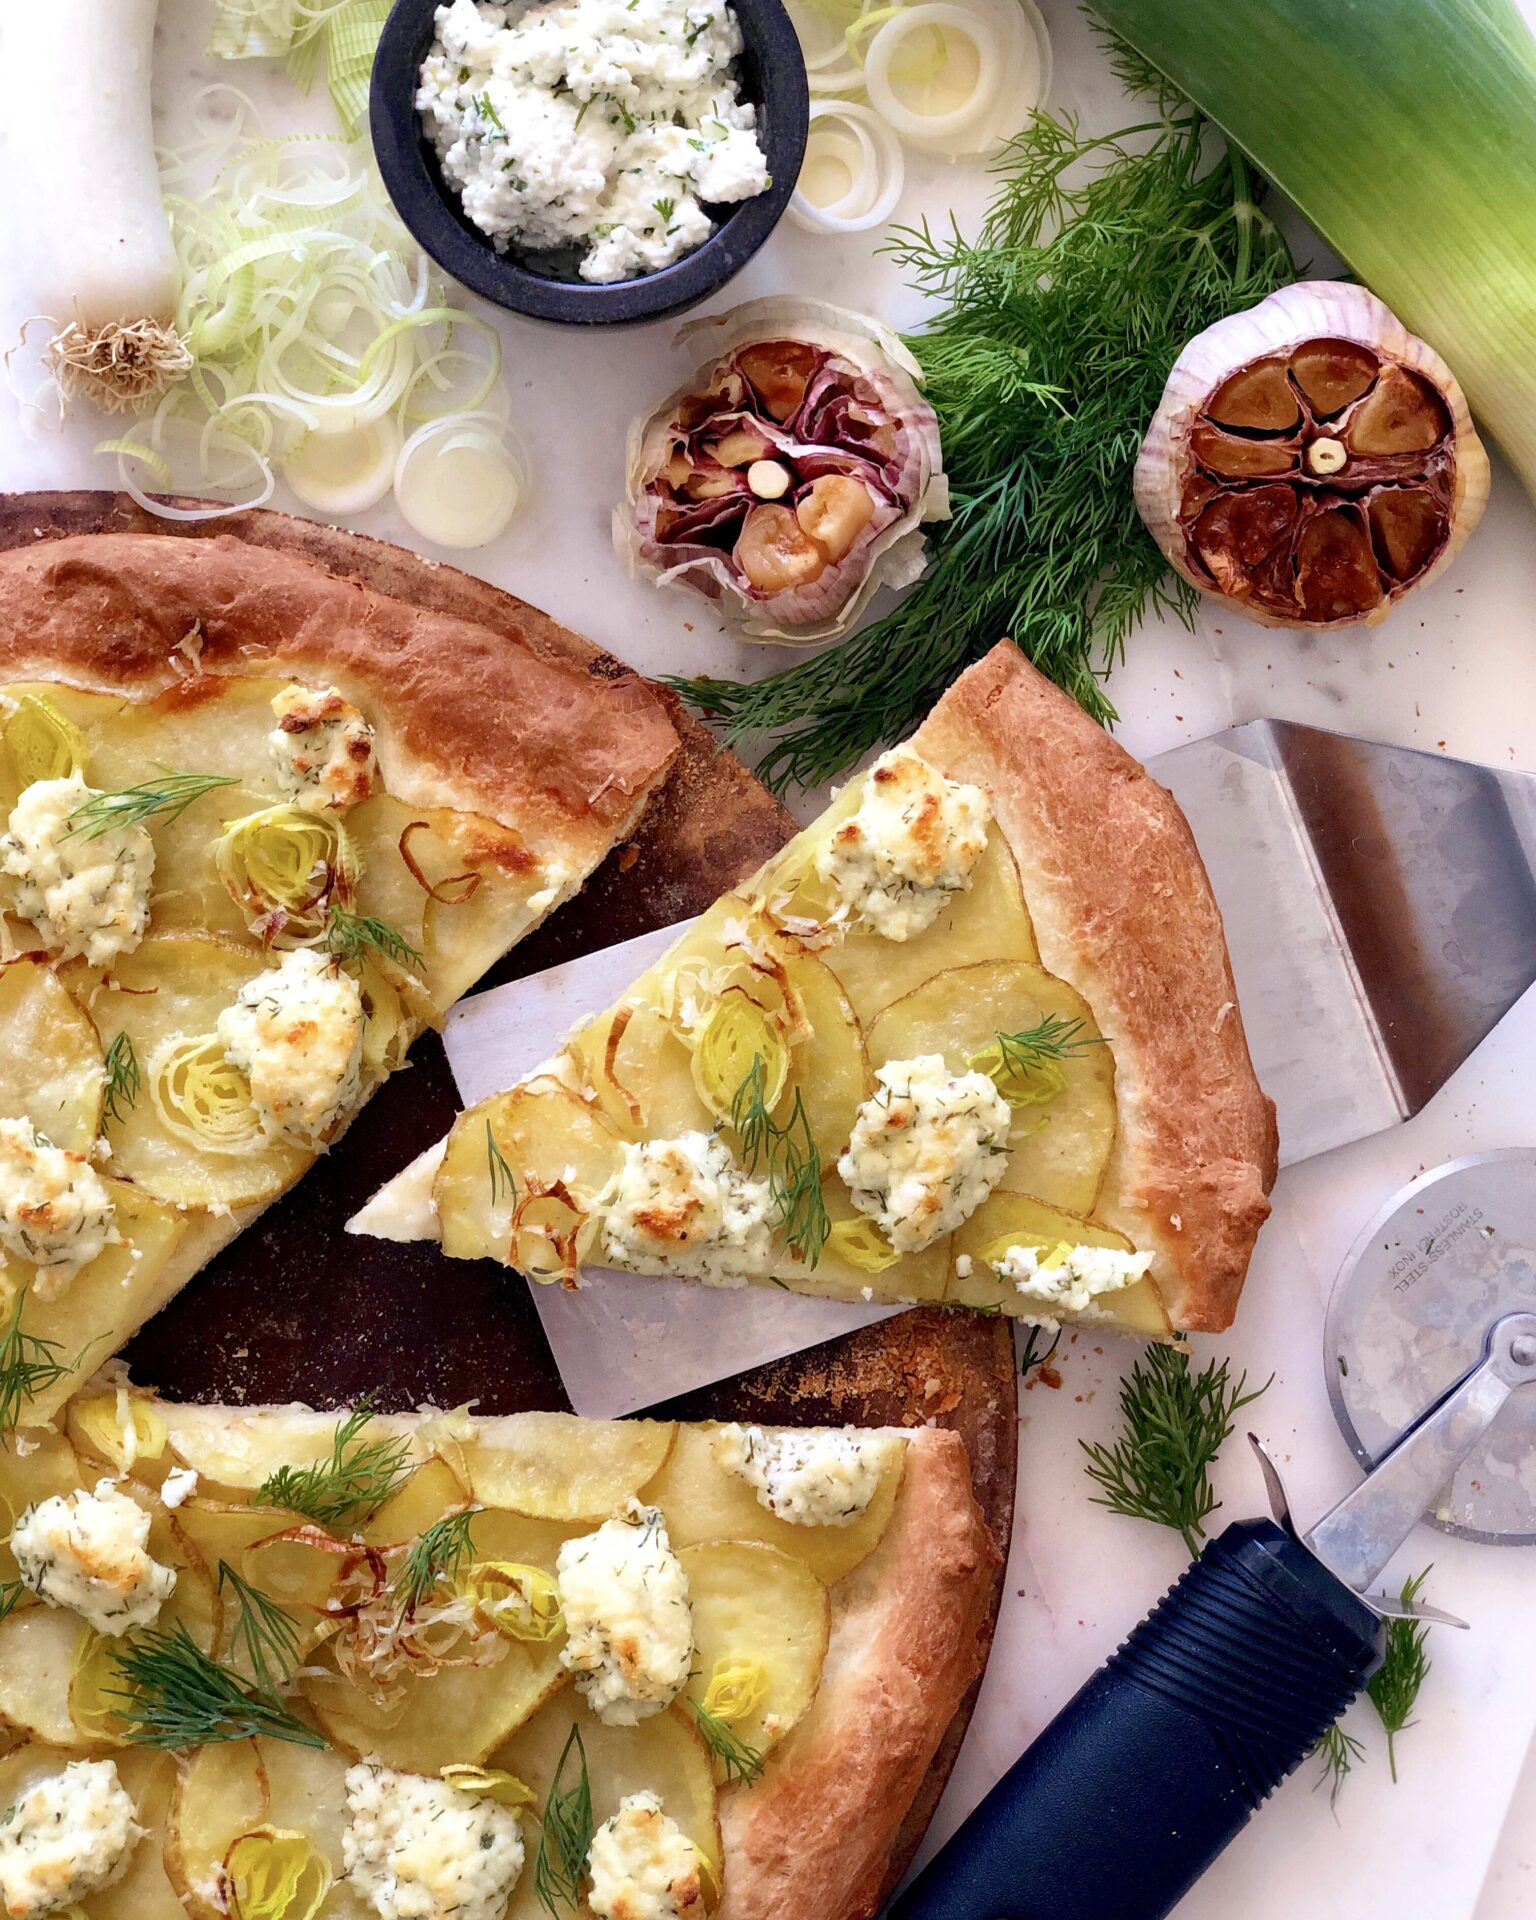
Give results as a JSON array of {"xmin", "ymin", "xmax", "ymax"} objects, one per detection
[
  {"xmin": 568, "ymin": 1001, "xmax": 709, "ymax": 1141},
  {"xmin": 824, "ymin": 831, "xmax": 1038, "ymax": 1023},
  {"xmin": 90, "ymin": 933, "xmax": 313, "ymax": 1208},
  {"xmin": 0, "ymin": 1607, "xmax": 91, "ymax": 1744},
  {"xmin": 680, "ymin": 1542, "xmax": 829, "ymax": 1767},
  {"xmin": 0, "ymin": 1744, "xmax": 183, "ymax": 1920},
  {"xmin": 159, "ymin": 1404, "xmax": 415, "ymax": 1497},
  {"xmin": 951, "ymin": 1191, "xmax": 1170, "ymax": 1333},
  {"xmin": 168, "ymin": 1736, "xmax": 373, "ymax": 1920},
  {"xmin": 495, "ymin": 1694, "xmax": 719, "ymax": 1920},
  {"xmin": 765, "ymin": 1179, "xmax": 949, "ymax": 1303},
  {"xmin": 0, "ymin": 1427, "xmax": 82, "ymax": 1585},
  {"xmin": 362, "ymin": 1458, "xmax": 470, "ymax": 1545},
  {"xmin": 172, "ymin": 1501, "xmax": 345, "ymax": 1668},
  {"xmin": 458, "ymin": 1413, "xmax": 676, "ymax": 1522},
  {"xmin": 0, "ymin": 958, "xmax": 104, "ymax": 1151},
  {"xmin": 14, "ymin": 1180, "xmax": 187, "ymax": 1424},
  {"xmin": 641, "ymin": 1426, "xmax": 905, "ymax": 1586},
  {"xmin": 867, "ymin": 960, "xmax": 1116, "ymax": 1214},
  {"xmin": 435, "ymin": 1083, "xmax": 626, "ymax": 1266}
]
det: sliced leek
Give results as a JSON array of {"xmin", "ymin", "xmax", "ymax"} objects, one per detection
[
  {"xmin": 150, "ymin": 1034, "xmax": 266, "ymax": 1154},
  {"xmin": 393, "ymin": 415, "xmax": 527, "ymax": 550},
  {"xmin": 222, "ymin": 1827, "xmax": 333, "ymax": 1920},
  {"xmin": 2, "ymin": 696, "xmax": 88, "ymax": 785},
  {"xmin": 464, "ymin": 1562, "xmax": 565, "ymax": 1642},
  {"xmin": 215, "ymin": 805, "xmax": 360, "ymax": 939},
  {"xmin": 790, "ymin": 103, "xmax": 906, "ymax": 233}
]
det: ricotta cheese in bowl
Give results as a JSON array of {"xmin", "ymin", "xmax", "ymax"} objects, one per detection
[{"xmin": 417, "ymin": 0, "xmax": 772, "ymax": 283}]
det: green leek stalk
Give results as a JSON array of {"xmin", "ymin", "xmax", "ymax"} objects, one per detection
[{"xmin": 1092, "ymin": 0, "xmax": 1536, "ymax": 499}]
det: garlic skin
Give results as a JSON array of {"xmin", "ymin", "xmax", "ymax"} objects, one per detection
[
  {"xmin": 1136, "ymin": 280, "xmax": 1490, "ymax": 630},
  {"xmin": 616, "ymin": 297, "xmax": 949, "ymax": 645}
]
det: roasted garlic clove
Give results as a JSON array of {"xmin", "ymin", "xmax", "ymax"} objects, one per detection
[{"xmin": 1136, "ymin": 281, "xmax": 1490, "ymax": 630}]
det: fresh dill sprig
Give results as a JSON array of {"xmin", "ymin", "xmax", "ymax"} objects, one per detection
[
  {"xmin": 994, "ymin": 1016, "xmax": 1103, "ymax": 1071},
  {"xmin": 390, "ymin": 1508, "xmax": 480, "ymax": 1615},
  {"xmin": 0, "ymin": 1581, "xmax": 24, "ymax": 1626},
  {"xmin": 256, "ymin": 1395, "xmax": 413, "ymax": 1529},
  {"xmin": 0, "ymin": 1292, "xmax": 73, "ymax": 1440},
  {"xmin": 476, "ymin": 90, "xmax": 504, "ymax": 131},
  {"xmin": 1367, "ymin": 1567, "xmax": 1434, "ymax": 1781},
  {"xmin": 324, "ymin": 905, "xmax": 424, "ymax": 971},
  {"xmin": 217, "ymin": 1561, "xmax": 301, "ymax": 1695},
  {"xmin": 1080, "ymin": 1345, "xmax": 1271, "ymax": 1555},
  {"xmin": 1018, "ymin": 1325, "xmax": 1061, "ymax": 1378},
  {"xmin": 487, "ymin": 1120, "xmax": 517, "ymax": 1209},
  {"xmin": 533, "ymin": 1724, "xmax": 594, "ymax": 1918},
  {"xmin": 106, "ymin": 1621, "xmax": 325, "ymax": 1750},
  {"xmin": 1312, "ymin": 1722, "xmax": 1365, "ymax": 1808},
  {"xmin": 667, "ymin": 71, "xmax": 1293, "ymax": 794},
  {"xmin": 730, "ymin": 1055, "xmax": 830, "ymax": 1266},
  {"xmin": 101, "ymin": 1031, "xmax": 142, "ymax": 1124},
  {"xmin": 686, "ymin": 1694, "xmax": 765, "ymax": 1784},
  {"xmin": 63, "ymin": 771, "xmax": 238, "ymax": 841}
]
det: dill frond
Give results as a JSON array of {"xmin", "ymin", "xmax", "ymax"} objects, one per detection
[
  {"xmin": 1367, "ymin": 1567, "xmax": 1434, "ymax": 1781},
  {"xmin": 487, "ymin": 1121, "xmax": 517, "ymax": 1209},
  {"xmin": 256, "ymin": 1395, "xmax": 413, "ymax": 1529},
  {"xmin": 1080, "ymin": 1345, "xmax": 1271, "ymax": 1555},
  {"xmin": 533, "ymin": 1724, "xmax": 594, "ymax": 1917},
  {"xmin": 107, "ymin": 1621, "xmax": 325, "ymax": 1750},
  {"xmin": 324, "ymin": 905, "xmax": 424, "ymax": 971},
  {"xmin": 729, "ymin": 1055, "xmax": 830, "ymax": 1266},
  {"xmin": 0, "ymin": 1292, "xmax": 74, "ymax": 1441},
  {"xmin": 686, "ymin": 1694, "xmax": 765, "ymax": 1784},
  {"xmin": 1312, "ymin": 1721, "xmax": 1365, "ymax": 1808},
  {"xmin": 63, "ymin": 771, "xmax": 238, "ymax": 840},
  {"xmin": 390, "ymin": 1508, "xmax": 479, "ymax": 1615},
  {"xmin": 1018, "ymin": 1325, "xmax": 1062, "ymax": 1378},
  {"xmin": 102, "ymin": 1032, "xmax": 142, "ymax": 1125},
  {"xmin": 217, "ymin": 1561, "xmax": 301, "ymax": 1695}
]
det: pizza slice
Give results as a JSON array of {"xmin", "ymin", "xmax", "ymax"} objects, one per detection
[
  {"xmin": 0, "ymin": 531, "xmax": 678, "ymax": 1422},
  {"xmin": 0, "ymin": 1384, "xmax": 995, "ymax": 1920},
  {"xmin": 362, "ymin": 642, "xmax": 1277, "ymax": 1336}
]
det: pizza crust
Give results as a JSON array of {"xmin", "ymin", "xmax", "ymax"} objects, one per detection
[
  {"xmin": 0, "ymin": 530, "xmax": 680, "ymax": 875},
  {"xmin": 912, "ymin": 642, "xmax": 1277, "ymax": 1331},
  {"xmin": 716, "ymin": 1425, "xmax": 998, "ymax": 1920}
]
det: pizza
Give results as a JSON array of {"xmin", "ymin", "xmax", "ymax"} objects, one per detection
[
  {"xmin": 362, "ymin": 641, "xmax": 1278, "ymax": 1336},
  {"xmin": 0, "ymin": 1384, "xmax": 995, "ymax": 1920},
  {"xmin": 0, "ymin": 530, "xmax": 679, "ymax": 1423}
]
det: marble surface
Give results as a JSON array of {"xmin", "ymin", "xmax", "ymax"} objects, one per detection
[{"xmin": 1, "ymin": 2, "xmax": 1532, "ymax": 1914}]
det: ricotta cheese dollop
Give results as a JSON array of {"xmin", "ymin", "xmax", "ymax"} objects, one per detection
[
  {"xmin": 838, "ymin": 1054, "xmax": 1011, "ymax": 1254},
  {"xmin": 0, "ymin": 1117, "xmax": 116, "ymax": 1297},
  {"xmin": 995, "ymin": 1240, "xmax": 1156, "ymax": 1323},
  {"xmin": 1, "ymin": 775, "xmax": 154, "ymax": 967},
  {"xmin": 342, "ymin": 1764, "xmax": 526, "ymax": 1920},
  {"xmin": 586, "ymin": 1792, "xmax": 703, "ymax": 1920},
  {"xmin": 601, "ymin": 1131, "xmax": 771, "ymax": 1286},
  {"xmin": 712, "ymin": 1423, "xmax": 898, "ymax": 1527},
  {"xmin": 216, "ymin": 948, "xmax": 365, "ymax": 1146},
  {"xmin": 10, "ymin": 1479, "xmax": 176, "ymax": 1636},
  {"xmin": 556, "ymin": 1501, "xmax": 692, "ymax": 1725},
  {"xmin": 269, "ymin": 683, "xmax": 376, "ymax": 813},
  {"xmin": 816, "ymin": 749, "xmax": 991, "ymax": 942},
  {"xmin": 0, "ymin": 1759, "xmax": 142, "ymax": 1918},
  {"xmin": 417, "ymin": 0, "xmax": 770, "ymax": 284}
]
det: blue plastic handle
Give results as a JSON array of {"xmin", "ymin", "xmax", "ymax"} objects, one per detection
[{"xmin": 887, "ymin": 1519, "xmax": 1381, "ymax": 1920}]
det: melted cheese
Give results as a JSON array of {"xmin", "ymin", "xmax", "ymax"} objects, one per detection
[
  {"xmin": 712, "ymin": 1423, "xmax": 895, "ymax": 1526},
  {"xmin": 601, "ymin": 1132, "xmax": 771, "ymax": 1286},
  {"xmin": 0, "ymin": 1760, "xmax": 141, "ymax": 1918},
  {"xmin": 10, "ymin": 1480, "xmax": 175, "ymax": 1636},
  {"xmin": 216, "ymin": 948, "xmax": 364, "ymax": 1146},
  {"xmin": 556, "ymin": 1502, "xmax": 692, "ymax": 1726},
  {"xmin": 585, "ymin": 1792, "xmax": 702, "ymax": 1920},
  {"xmin": 342, "ymin": 1765, "xmax": 525, "ymax": 1920},
  {"xmin": 0, "ymin": 1117, "xmax": 116, "ymax": 1298},
  {"xmin": 815, "ymin": 750, "xmax": 990, "ymax": 941},
  {"xmin": 994, "ymin": 1240, "xmax": 1155, "ymax": 1322},
  {"xmin": 838, "ymin": 1054, "xmax": 1011, "ymax": 1253},
  {"xmin": 0, "ymin": 776, "xmax": 154, "ymax": 967},
  {"xmin": 268, "ymin": 683, "xmax": 376, "ymax": 812}
]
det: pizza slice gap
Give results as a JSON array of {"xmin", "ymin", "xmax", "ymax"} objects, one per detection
[
  {"xmin": 0, "ymin": 1384, "xmax": 996, "ymax": 1920},
  {"xmin": 0, "ymin": 532, "xmax": 680, "ymax": 1424},
  {"xmin": 359, "ymin": 642, "xmax": 1278, "ymax": 1340}
]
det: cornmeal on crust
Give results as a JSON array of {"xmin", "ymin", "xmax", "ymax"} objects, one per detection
[{"xmin": 909, "ymin": 645, "xmax": 1277, "ymax": 1332}]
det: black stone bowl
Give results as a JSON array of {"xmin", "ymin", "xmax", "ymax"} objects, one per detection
[{"xmin": 370, "ymin": 0, "xmax": 808, "ymax": 326}]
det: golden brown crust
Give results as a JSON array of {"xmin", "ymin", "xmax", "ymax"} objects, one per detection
[
  {"xmin": 913, "ymin": 643, "xmax": 1277, "ymax": 1332},
  {"xmin": 0, "ymin": 530, "xmax": 679, "ymax": 871},
  {"xmin": 716, "ymin": 1428, "xmax": 998, "ymax": 1920}
]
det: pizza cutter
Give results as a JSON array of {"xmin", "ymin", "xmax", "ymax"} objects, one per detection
[{"xmin": 887, "ymin": 1150, "xmax": 1536, "ymax": 1920}]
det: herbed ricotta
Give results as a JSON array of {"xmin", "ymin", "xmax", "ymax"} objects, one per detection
[
  {"xmin": 995, "ymin": 1240, "xmax": 1156, "ymax": 1323},
  {"xmin": 838, "ymin": 1054, "xmax": 1011, "ymax": 1254},
  {"xmin": 417, "ymin": 0, "xmax": 770, "ymax": 284},
  {"xmin": 0, "ymin": 1117, "xmax": 116, "ymax": 1298},
  {"xmin": 269, "ymin": 683, "xmax": 376, "ymax": 813},
  {"xmin": 585, "ymin": 1791, "xmax": 703, "ymax": 1920},
  {"xmin": 0, "ymin": 775, "xmax": 154, "ymax": 967},
  {"xmin": 342, "ymin": 1764, "xmax": 526, "ymax": 1920},
  {"xmin": 601, "ymin": 1131, "xmax": 771, "ymax": 1286},
  {"xmin": 10, "ymin": 1479, "xmax": 175, "ymax": 1636},
  {"xmin": 556, "ymin": 1501, "xmax": 692, "ymax": 1726},
  {"xmin": 712, "ymin": 1423, "xmax": 896, "ymax": 1527},
  {"xmin": 216, "ymin": 947, "xmax": 364, "ymax": 1146},
  {"xmin": 815, "ymin": 749, "xmax": 991, "ymax": 942},
  {"xmin": 0, "ymin": 1760, "xmax": 142, "ymax": 1918}
]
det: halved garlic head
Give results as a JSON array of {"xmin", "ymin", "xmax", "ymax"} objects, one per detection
[
  {"xmin": 617, "ymin": 296, "xmax": 949, "ymax": 645},
  {"xmin": 1135, "ymin": 281, "xmax": 1490, "ymax": 629}
]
